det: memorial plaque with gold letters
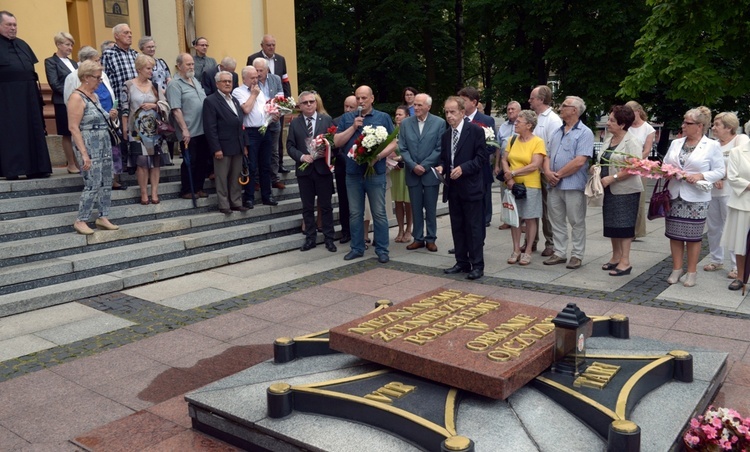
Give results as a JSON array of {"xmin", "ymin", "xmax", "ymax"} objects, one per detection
[{"xmin": 329, "ymin": 289, "xmax": 560, "ymax": 399}]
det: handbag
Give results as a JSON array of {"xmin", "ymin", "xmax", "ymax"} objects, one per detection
[
  {"xmin": 75, "ymin": 89, "xmax": 121, "ymax": 146},
  {"xmin": 647, "ymin": 179, "xmax": 671, "ymax": 220},
  {"xmin": 156, "ymin": 112, "xmax": 176, "ymax": 137},
  {"xmin": 585, "ymin": 165, "xmax": 604, "ymax": 207},
  {"xmin": 511, "ymin": 182, "xmax": 526, "ymax": 199},
  {"xmin": 501, "ymin": 190, "xmax": 520, "ymax": 228}
]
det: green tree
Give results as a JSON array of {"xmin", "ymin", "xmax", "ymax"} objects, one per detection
[{"xmin": 619, "ymin": 0, "xmax": 750, "ymax": 148}]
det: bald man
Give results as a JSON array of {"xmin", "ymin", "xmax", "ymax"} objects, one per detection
[{"xmin": 334, "ymin": 86, "xmax": 394, "ymax": 263}]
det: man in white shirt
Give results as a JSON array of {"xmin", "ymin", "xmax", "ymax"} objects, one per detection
[
  {"xmin": 232, "ymin": 66, "xmax": 279, "ymax": 207},
  {"xmin": 528, "ymin": 85, "xmax": 563, "ymax": 257}
]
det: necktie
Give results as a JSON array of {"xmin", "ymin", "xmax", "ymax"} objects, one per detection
[
  {"xmin": 306, "ymin": 117, "xmax": 313, "ymax": 137},
  {"xmin": 451, "ymin": 128, "xmax": 459, "ymax": 165}
]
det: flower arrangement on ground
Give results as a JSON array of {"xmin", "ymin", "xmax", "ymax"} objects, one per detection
[
  {"xmin": 299, "ymin": 125, "xmax": 337, "ymax": 171},
  {"xmin": 347, "ymin": 125, "xmax": 398, "ymax": 176},
  {"xmin": 683, "ymin": 406, "xmax": 750, "ymax": 451},
  {"xmin": 259, "ymin": 95, "xmax": 295, "ymax": 135}
]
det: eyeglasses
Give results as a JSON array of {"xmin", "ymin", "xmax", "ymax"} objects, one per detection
[
  {"xmin": 560, "ymin": 104, "xmax": 575, "ymax": 109},
  {"xmin": 88, "ymin": 75, "xmax": 103, "ymax": 81},
  {"xmin": 682, "ymin": 121, "xmax": 698, "ymax": 126},
  {"xmin": 300, "ymin": 100, "xmax": 316, "ymax": 105},
  {"xmin": 218, "ymin": 80, "xmax": 233, "ymax": 84}
]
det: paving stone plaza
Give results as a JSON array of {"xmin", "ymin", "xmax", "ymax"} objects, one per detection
[{"xmin": 2, "ymin": 165, "xmax": 750, "ymax": 450}]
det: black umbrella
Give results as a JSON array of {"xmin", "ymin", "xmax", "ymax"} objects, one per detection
[{"xmin": 183, "ymin": 148, "xmax": 196, "ymax": 208}]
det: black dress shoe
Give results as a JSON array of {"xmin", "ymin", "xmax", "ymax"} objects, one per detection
[
  {"xmin": 448, "ymin": 248, "xmax": 456, "ymax": 254},
  {"xmin": 300, "ymin": 240, "xmax": 316, "ymax": 251},
  {"xmin": 325, "ymin": 241, "xmax": 337, "ymax": 252},
  {"xmin": 444, "ymin": 264, "xmax": 469, "ymax": 274},
  {"xmin": 344, "ymin": 251, "xmax": 363, "ymax": 260},
  {"xmin": 467, "ymin": 269, "xmax": 484, "ymax": 280},
  {"xmin": 262, "ymin": 197, "xmax": 278, "ymax": 206},
  {"xmin": 339, "ymin": 234, "xmax": 351, "ymax": 244},
  {"xmin": 243, "ymin": 200, "xmax": 254, "ymax": 209},
  {"xmin": 377, "ymin": 254, "xmax": 389, "ymax": 263},
  {"xmin": 279, "ymin": 166, "xmax": 290, "ymax": 173},
  {"xmin": 219, "ymin": 208, "xmax": 232, "ymax": 215}
]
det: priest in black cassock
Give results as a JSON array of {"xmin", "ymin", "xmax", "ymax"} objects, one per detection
[{"xmin": 0, "ymin": 11, "xmax": 52, "ymax": 180}]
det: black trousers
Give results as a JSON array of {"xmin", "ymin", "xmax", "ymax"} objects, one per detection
[
  {"xmin": 334, "ymin": 152, "xmax": 350, "ymax": 237},
  {"xmin": 299, "ymin": 171, "xmax": 335, "ymax": 241},
  {"xmin": 448, "ymin": 192, "xmax": 485, "ymax": 270},
  {"xmin": 180, "ymin": 134, "xmax": 210, "ymax": 195}
]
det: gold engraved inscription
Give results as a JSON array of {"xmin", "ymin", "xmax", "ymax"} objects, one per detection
[
  {"xmin": 483, "ymin": 316, "xmax": 556, "ymax": 362},
  {"xmin": 363, "ymin": 381, "xmax": 417, "ymax": 404},
  {"xmin": 573, "ymin": 362, "xmax": 621, "ymax": 389}
]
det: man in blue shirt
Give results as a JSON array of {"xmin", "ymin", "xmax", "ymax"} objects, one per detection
[
  {"xmin": 542, "ymin": 96, "xmax": 594, "ymax": 270},
  {"xmin": 334, "ymin": 85, "xmax": 394, "ymax": 263}
]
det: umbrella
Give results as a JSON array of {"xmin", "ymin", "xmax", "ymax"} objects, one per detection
[
  {"xmin": 743, "ymin": 228, "xmax": 750, "ymax": 295},
  {"xmin": 182, "ymin": 147, "xmax": 196, "ymax": 208}
]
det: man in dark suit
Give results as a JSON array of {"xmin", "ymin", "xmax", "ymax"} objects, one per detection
[
  {"xmin": 287, "ymin": 91, "xmax": 337, "ymax": 253},
  {"xmin": 201, "ymin": 57, "xmax": 238, "ymax": 96},
  {"xmin": 247, "ymin": 35, "xmax": 291, "ymax": 173},
  {"xmin": 437, "ymin": 96, "xmax": 488, "ymax": 280},
  {"xmin": 202, "ymin": 71, "xmax": 248, "ymax": 214},
  {"xmin": 331, "ymin": 95, "xmax": 358, "ymax": 244},
  {"xmin": 399, "ymin": 93, "xmax": 446, "ymax": 252},
  {"xmin": 459, "ymin": 86, "xmax": 496, "ymax": 227}
]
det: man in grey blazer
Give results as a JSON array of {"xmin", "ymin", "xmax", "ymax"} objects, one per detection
[
  {"xmin": 399, "ymin": 93, "xmax": 446, "ymax": 252},
  {"xmin": 252, "ymin": 57, "xmax": 285, "ymax": 189}
]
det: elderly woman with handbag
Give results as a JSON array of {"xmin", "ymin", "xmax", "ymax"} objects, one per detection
[
  {"xmin": 67, "ymin": 60, "xmax": 119, "ymax": 235},
  {"xmin": 663, "ymin": 106, "xmax": 725, "ymax": 287},
  {"xmin": 596, "ymin": 106, "xmax": 644, "ymax": 276},
  {"xmin": 121, "ymin": 54, "xmax": 171, "ymax": 205},
  {"xmin": 502, "ymin": 110, "xmax": 545, "ymax": 266}
]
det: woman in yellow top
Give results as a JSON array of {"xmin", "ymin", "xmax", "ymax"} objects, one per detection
[{"xmin": 501, "ymin": 110, "xmax": 546, "ymax": 266}]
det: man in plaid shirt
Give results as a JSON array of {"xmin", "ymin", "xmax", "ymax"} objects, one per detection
[{"xmin": 101, "ymin": 23, "xmax": 137, "ymax": 107}]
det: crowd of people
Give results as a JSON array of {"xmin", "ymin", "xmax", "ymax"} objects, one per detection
[{"xmin": 2, "ymin": 10, "xmax": 750, "ymax": 291}]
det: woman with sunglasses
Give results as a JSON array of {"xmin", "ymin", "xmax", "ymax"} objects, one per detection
[{"xmin": 662, "ymin": 106, "xmax": 724, "ymax": 287}]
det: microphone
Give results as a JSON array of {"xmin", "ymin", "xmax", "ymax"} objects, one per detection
[{"xmin": 356, "ymin": 106, "xmax": 362, "ymax": 117}]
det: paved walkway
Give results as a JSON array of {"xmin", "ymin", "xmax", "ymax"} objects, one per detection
[{"xmin": 2, "ymin": 191, "xmax": 750, "ymax": 450}]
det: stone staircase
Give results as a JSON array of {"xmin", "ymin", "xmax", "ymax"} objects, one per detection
[{"xmin": 0, "ymin": 162, "xmax": 324, "ymax": 318}]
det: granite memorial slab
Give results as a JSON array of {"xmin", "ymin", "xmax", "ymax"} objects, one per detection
[{"xmin": 329, "ymin": 289, "xmax": 560, "ymax": 399}]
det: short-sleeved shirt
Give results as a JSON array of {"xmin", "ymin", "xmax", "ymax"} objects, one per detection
[
  {"xmin": 337, "ymin": 108, "xmax": 394, "ymax": 176},
  {"xmin": 547, "ymin": 120, "xmax": 594, "ymax": 191},
  {"xmin": 533, "ymin": 107, "xmax": 562, "ymax": 149},
  {"xmin": 507, "ymin": 135, "xmax": 546, "ymax": 189},
  {"xmin": 231, "ymin": 84, "xmax": 268, "ymax": 128},
  {"xmin": 166, "ymin": 75, "xmax": 206, "ymax": 139}
]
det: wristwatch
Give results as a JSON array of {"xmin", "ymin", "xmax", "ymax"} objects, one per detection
[
  {"xmin": 511, "ymin": 171, "xmax": 516, "ymax": 177},
  {"xmin": 613, "ymin": 174, "xmax": 619, "ymax": 181}
]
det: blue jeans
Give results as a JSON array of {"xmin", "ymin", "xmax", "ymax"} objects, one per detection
[{"xmin": 346, "ymin": 172, "xmax": 389, "ymax": 257}]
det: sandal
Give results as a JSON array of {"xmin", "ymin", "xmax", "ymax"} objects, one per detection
[
  {"xmin": 703, "ymin": 262, "xmax": 724, "ymax": 272},
  {"xmin": 395, "ymin": 233, "xmax": 404, "ymax": 243},
  {"xmin": 729, "ymin": 279, "xmax": 744, "ymax": 291},
  {"xmin": 601, "ymin": 262, "xmax": 618, "ymax": 271},
  {"xmin": 507, "ymin": 251, "xmax": 521, "ymax": 264},
  {"xmin": 519, "ymin": 253, "xmax": 532, "ymax": 266},
  {"xmin": 728, "ymin": 269, "xmax": 738, "ymax": 279}
]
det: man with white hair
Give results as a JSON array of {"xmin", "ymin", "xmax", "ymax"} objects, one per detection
[
  {"xmin": 253, "ymin": 57, "xmax": 285, "ymax": 189},
  {"xmin": 201, "ymin": 56, "xmax": 238, "ymax": 96},
  {"xmin": 101, "ymin": 23, "xmax": 137, "ymax": 105},
  {"xmin": 167, "ymin": 53, "xmax": 209, "ymax": 200},
  {"xmin": 542, "ymin": 96, "xmax": 594, "ymax": 270},
  {"xmin": 399, "ymin": 93, "xmax": 446, "ymax": 252}
]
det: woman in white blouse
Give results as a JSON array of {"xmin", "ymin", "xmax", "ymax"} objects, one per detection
[
  {"xmin": 625, "ymin": 100, "xmax": 656, "ymax": 238},
  {"xmin": 704, "ymin": 112, "xmax": 749, "ymax": 280},
  {"xmin": 662, "ymin": 106, "xmax": 725, "ymax": 287}
]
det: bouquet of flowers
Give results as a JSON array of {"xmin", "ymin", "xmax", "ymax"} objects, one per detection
[
  {"xmin": 472, "ymin": 120, "xmax": 500, "ymax": 148},
  {"xmin": 683, "ymin": 406, "xmax": 750, "ymax": 451},
  {"xmin": 347, "ymin": 125, "xmax": 398, "ymax": 176},
  {"xmin": 259, "ymin": 95, "xmax": 296, "ymax": 135},
  {"xmin": 299, "ymin": 125, "xmax": 337, "ymax": 171}
]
